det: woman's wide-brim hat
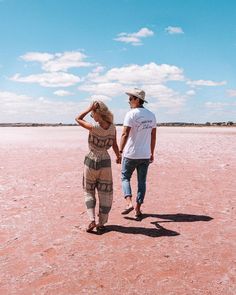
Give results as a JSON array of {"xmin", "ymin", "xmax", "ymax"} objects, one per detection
[{"xmin": 125, "ymin": 88, "xmax": 148, "ymax": 103}]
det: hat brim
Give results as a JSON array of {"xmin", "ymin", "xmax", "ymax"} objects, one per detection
[{"xmin": 125, "ymin": 92, "xmax": 148, "ymax": 103}]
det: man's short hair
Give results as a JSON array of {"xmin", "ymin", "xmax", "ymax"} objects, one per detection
[{"xmin": 138, "ymin": 98, "xmax": 144, "ymax": 106}]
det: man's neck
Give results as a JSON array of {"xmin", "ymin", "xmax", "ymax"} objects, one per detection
[{"xmin": 131, "ymin": 105, "xmax": 144, "ymax": 109}]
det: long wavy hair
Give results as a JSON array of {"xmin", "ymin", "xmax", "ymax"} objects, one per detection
[{"xmin": 93, "ymin": 100, "xmax": 114, "ymax": 124}]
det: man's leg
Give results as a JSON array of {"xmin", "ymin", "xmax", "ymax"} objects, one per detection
[
  {"xmin": 121, "ymin": 157, "xmax": 136, "ymax": 213},
  {"xmin": 135, "ymin": 159, "xmax": 150, "ymax": 215}
]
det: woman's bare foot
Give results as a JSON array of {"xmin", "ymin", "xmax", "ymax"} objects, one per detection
[{"xmin": 86, "ymin": 221, "xmax": 96, "ymax": 233}]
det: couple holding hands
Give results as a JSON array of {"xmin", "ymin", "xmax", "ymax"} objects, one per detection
[{"xmin": 75, "ymin": 88, "xmax": 156, "ymax": 234}]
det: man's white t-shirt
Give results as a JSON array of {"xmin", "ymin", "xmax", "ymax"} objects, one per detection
[{"xmin": 123, "ymin": 107, "xmax": 156, "ymax": 159}]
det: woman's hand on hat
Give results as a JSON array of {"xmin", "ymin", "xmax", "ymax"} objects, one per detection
[
  {"xmin": 87, "ymin": 101, "xmax": 98, "ymax": 112},
  {"xmin": 87, "ymin": 102, "xmax": 94, "ymax": 112},
  {"xmin": 92, "ymin": 101, "xmax": 99, "ymax": 111}
]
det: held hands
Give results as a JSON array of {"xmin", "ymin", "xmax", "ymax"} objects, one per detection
[{"xmin": 116, "ymin": 153, "xmax": 122, "ymax": 164}]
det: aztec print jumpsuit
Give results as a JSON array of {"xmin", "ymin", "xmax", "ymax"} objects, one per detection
[{"xmin": 83, "ymin": 123, "xmax": 116, "ymax": 226}]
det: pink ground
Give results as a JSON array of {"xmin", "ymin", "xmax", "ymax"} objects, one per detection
[{"xmin": 0, "ymin": 126, "xmax": 235, "ymax": 295}]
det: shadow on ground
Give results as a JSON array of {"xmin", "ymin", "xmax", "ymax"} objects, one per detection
[
  {"xmin": 90, "ymin": 213, "xmax": 213, "ymax": 236},
  {"xmin": 108, "ymin": 213, "xmax": 214, "ymax": 237},
  {"xmin": 105, "ymin": 223, "xmax": 180, "ymax": 237},
  {"xmin": 124, "ymin": 213, "xmax": 213, "ymax": 223}
]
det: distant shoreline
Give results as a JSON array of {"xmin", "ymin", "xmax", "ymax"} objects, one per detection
[{"xmin": 0, "ymin": 122, "xmax": 235, "ymax": 127}]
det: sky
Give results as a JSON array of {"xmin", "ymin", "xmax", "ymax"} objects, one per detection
[{"xmin": 0, "ymin": 0, "xmax": 236, "ymax": 124}]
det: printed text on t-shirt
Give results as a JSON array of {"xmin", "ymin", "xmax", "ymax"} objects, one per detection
[{"xmin": 135, "ymin": 117, "xmax": 153, "ymax": 131}]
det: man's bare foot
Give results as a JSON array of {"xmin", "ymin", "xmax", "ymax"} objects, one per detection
[
  {"xmin": 121, "ymin": 205, "xmax": 134, "ymax": 215},
  {"xmin": 121, "ymin": 196, "xmax": 134, "ymax": 214},
  {"xmin": 135, "ymin": 203, "xmax": 142, "ymax": 216}
]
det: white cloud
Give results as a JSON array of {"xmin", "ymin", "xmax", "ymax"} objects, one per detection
[
  {"xmin": 21, "ymin": 52, "xmax": 54, "ymax": 63},
  {"xmin": 53, "ymin": 90, "xmax": 74, "ymax": 96},
  {"xmin": 92, "ymin": 66, "xmax": 105, "ymax": 73},
  {"xmin": 79, "ymin": 80, "xmax": 187, "ymax": 111},
  {"xmin": 186, "ymin": 90, "xmax": 196, "ymax": 96},
  {"xmin": 145, "ymin": 84, "xmax": 187, "ymax": 109},
  {"xmin": 90, "ymin": 95, "xmax": 111, "ymax": 101},
  {"xmin": 115, "ymin": 36, "xmax": 142, "ymax": 46},
  {"xmin": 227, "ymin": 89, "xmax": 236, "ymax": 97},
  {"xmin": 10, "ymin": 72, "xmax": 81, "ymax": 87},
  {"xmin": 43, "ymin": 52, "xmax": 92, "ymax": 72},
  {"xmin": 88, "ymin": 62, "xmax": 184, "ymax": 85},
  {"xmin": 114, "ymin": 27, "xmax": 154, "ymax": 46},
  {"xmin": 20, "ymin": 51, "xmax": 93, "ymax": 72},
  {"xmin": 146, "ymin": 84, "xmax": 178, "ymax": 99},
  {"xmin": 165, "ymin": 26, "xmax": 184, "ymax": 34},
  {"xmin": 78, "ymin": 62, "xmax": 187, "ymax": 112},
  {"xmin": 205, "ymin": 101, "xmax": 236, "ymax": 111},
  {"xmin": 187, "ymin": 80, "xmax": 227, "ymax": 87},
  {"xmin": 79, "ymin": 82, "xmax": 124, "ymax": 97},
  {"xmin": 0, "ymin": 90, "xmax": 87, "ymax": 123},
  {"xmin": 0, "ymin": 91, "xmax": 32, "ymax": 103},
  {"xmin": 85, "ymin": 66, "xmax": 106, "ymax": 80},
  {"xmin": 134, "ymin": 28, "xmax": 154, "ymax": 37}
]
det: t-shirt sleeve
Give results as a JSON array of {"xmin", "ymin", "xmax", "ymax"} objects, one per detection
[
  {"xmin": 123, "ymin": 111, "xmax": 133, "ymax": 127},
  {"xmin": 152, "ymin": 114, "xmax": 157, "ymax": 128}
]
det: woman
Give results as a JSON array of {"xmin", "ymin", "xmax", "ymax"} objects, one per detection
[{"xmin": 75, "ymin": 101, "xmax": 121, "ymax": 234}]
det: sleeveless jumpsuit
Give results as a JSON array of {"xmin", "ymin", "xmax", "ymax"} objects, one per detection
[{"xmin": 83, "ymin": 123, "xmax": 115, "ymax": 226}]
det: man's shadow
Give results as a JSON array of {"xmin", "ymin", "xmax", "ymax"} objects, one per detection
[
  {"xmin": 102, "ymin": 213, "xmax": 213, "ymax": 237},
  {"xmin": 124, "ymin": 213, "xmax": 213, "ymax": 223}
]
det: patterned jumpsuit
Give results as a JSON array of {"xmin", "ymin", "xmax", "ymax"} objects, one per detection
[{"xmin": 83, "ymin": 123, "xmax": 116, "ymax": 226}]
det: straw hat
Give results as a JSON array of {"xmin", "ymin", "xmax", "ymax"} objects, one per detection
[{"xmin": 125, "ymin": 88, "xmax": 148, "ymax": 103}]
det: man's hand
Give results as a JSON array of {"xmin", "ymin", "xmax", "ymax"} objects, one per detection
[{"xmin": 149, "ymin": 154, "xmax": 154, "ymax": 163}]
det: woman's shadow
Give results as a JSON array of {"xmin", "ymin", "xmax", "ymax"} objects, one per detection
[
  {"xmin": 103, "ymin": 213, "xmax": 213, "ymax": 237},
  {"xmin": 105, "ymin": 222, "xmax": 180, "ymax": 237}
]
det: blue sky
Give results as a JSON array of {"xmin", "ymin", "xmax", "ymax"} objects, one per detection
[{"xmin": 0, "ymin": 0, "xmax": 235, "ymax": 123}]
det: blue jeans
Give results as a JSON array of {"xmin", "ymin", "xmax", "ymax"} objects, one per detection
[{"xmin": 121, "ymin": 157, "xmax": 150, "ymax": 204}]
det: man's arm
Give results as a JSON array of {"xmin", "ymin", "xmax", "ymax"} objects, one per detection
[
  {"xmin": 119, "ymin": 126, "xmax": 131, "ymax": 153},
  {"xmin": 112, "ymin": 129, "xmax": 122, "ymax": 164},
  {"xmin": 150, "ymin": 127, "xmax": 156, "ymax": 163}
]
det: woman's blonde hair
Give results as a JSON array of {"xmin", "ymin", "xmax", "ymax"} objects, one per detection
[{"xmin": 93, "ymin": 100, "xmax": 114, "ymax": 124}]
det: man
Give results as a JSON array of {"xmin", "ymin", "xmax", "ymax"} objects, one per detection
[{"xmin": 119, "ymin": 88, "xmax": 156, "ymax": 219}]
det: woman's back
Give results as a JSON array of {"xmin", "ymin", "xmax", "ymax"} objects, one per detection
[{"xmin": 88, "ymin": 123, "xmax": 116, "ymax": 153}]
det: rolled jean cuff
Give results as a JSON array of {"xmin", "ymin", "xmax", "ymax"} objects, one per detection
[{"xmin": 124, "ymin": 194, "xmax": 132, "ymax": 198}]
